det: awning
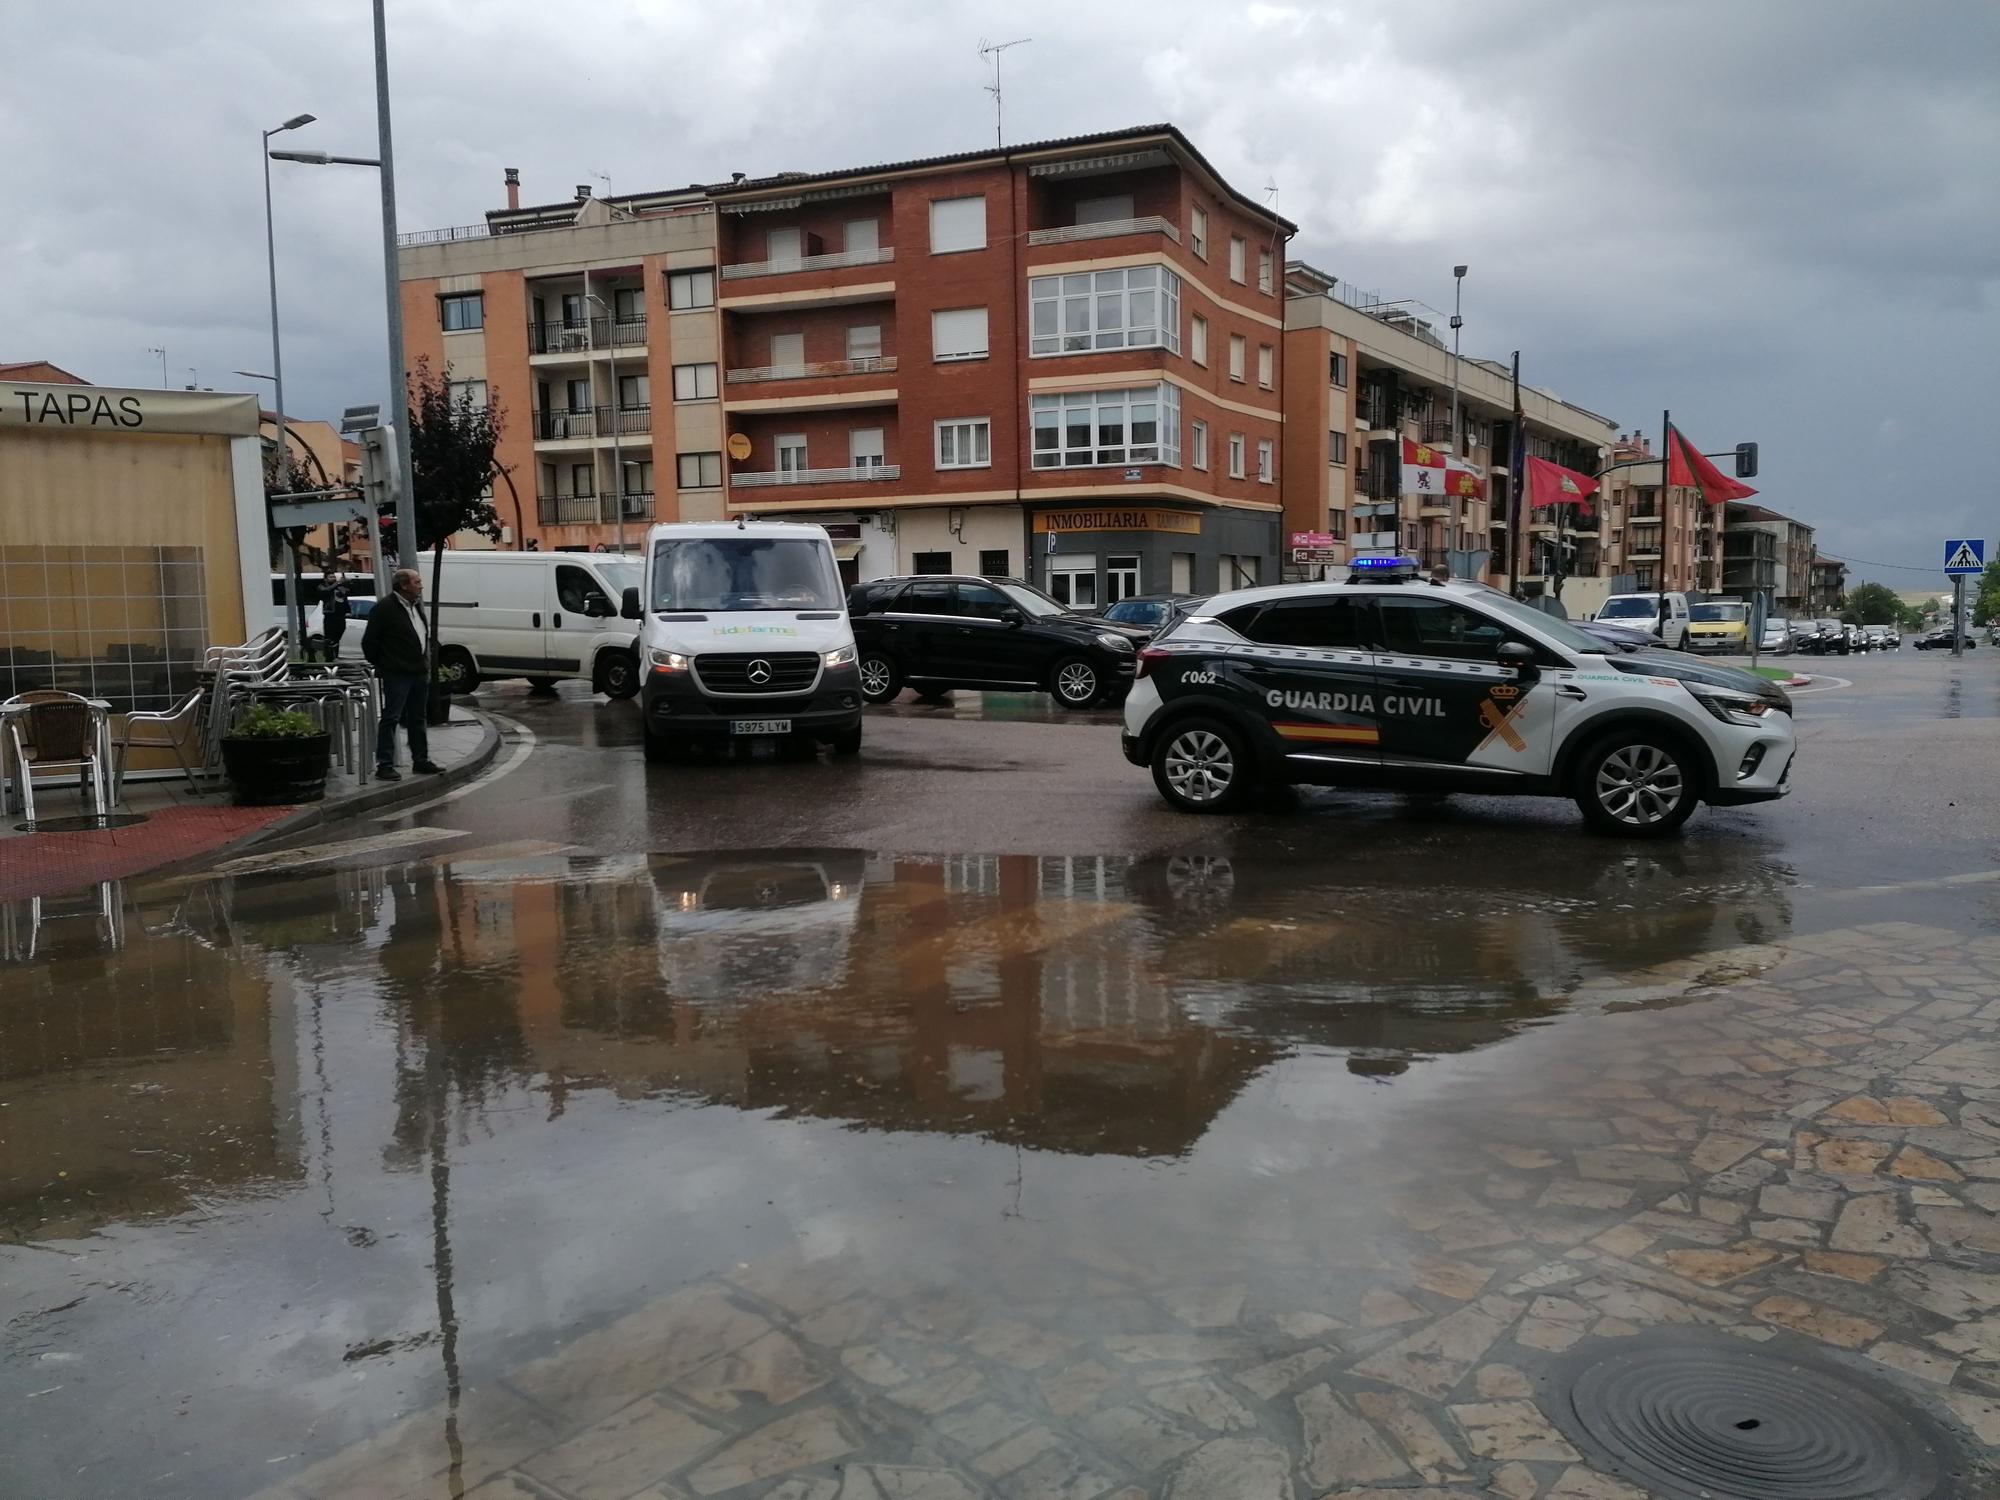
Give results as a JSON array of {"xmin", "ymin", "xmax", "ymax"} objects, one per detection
[{"xmin": 833, "ymin": 541, "xmax": 864, "ymax": 561}]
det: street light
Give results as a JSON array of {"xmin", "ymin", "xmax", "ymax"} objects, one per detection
[
  {"xmin": 262, "ymin": 112, "xmax": 317, "ymax": 650},
  {"xmin": 1447, "ymin": 265, "xmax": 1467, "ymax": 564}
]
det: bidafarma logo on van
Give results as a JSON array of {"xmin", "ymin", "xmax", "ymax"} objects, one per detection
[{"xmin": 712, "ymin": 624, "xmax": 799, "ymax": 638}]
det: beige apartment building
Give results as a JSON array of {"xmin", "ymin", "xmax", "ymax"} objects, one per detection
[
  {"xmin": 1281, "ymin": 264, "xmax": 1618, "ymax": 605},
  {"xmin": 1596, "ymin": 434, "xmax": 1723, "ymax": 596}
]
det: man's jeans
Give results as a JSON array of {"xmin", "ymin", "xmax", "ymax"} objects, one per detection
[{"xmin": 376, "ymin": 673, "xmax": 429, "ymax": 768}]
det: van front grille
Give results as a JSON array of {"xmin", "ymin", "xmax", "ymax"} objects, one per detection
[{"xmin": 694, "ymin": 652, "xmax": 821, "ymax": 695}]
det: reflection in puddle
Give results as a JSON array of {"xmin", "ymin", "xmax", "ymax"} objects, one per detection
[{"xmin": 0, "ymin": 845, "xmax": 1795, "ymax": 1498}]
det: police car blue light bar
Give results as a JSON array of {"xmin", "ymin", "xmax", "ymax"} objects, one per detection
[{"xmin": 1346, "ymin": 554, "xmax": 1422, "ymax": 582}]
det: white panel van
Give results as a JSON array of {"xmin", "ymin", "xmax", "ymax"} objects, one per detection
[{"xmin": 417, "ymin": 551, "xmax": 644, "ymax": 697}]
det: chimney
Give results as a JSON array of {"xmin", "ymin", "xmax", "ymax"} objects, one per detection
[
  {"xmin": 731, "ymin": 171, "xmax": 746, "ymax": 183},
  {"xmin": 576, "ymin": 183, "xmax": 593, "ymax": 200},
  {"xmin": 504, "ymin": 166, "xmax": 520, "ymax": 211}
]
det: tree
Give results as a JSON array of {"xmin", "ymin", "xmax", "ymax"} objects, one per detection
[
  {"xmin": 1845, "ymin": 581, "xmax": 1907, "ymax": 627},
  {"xmin": 406, "ymin": 357, "xmax": 505, "ymax": 717},
  {"xmin": 1974, "ymin": 560, "xmax": 2000, "ymax": 626}
]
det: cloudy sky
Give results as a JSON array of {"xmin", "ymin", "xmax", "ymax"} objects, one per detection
[{"xmin": 5, "ymin": 0, "xmax": 1993, "ymax": 583}]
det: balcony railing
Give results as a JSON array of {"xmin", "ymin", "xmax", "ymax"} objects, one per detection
[
  {"xmin": 1026, "ymin": 216, "xmax": 1181, "ymax": 248},
  {"xmin": 725, "ymin": 355, "xmax": 897, "ymax": 384},
  {"xmin": 721, "ymin": 246, "xmax": 894, "ymax": 281},
  {"xmin": 730, "ymin": 463, "xmax": 901, "ymax": 489},
  {"xmin": 610, "ymin": 404, "xmax": 651, "ymax": 435},
  {"xmin": 534, "ymin": 406, "xmax": 653, "ymax": 440},
  {"xmin": 537, "ymin": 491, "xmax": 656, "ymax": 526},
  {"xmin": 1421, "ymin": 418, "xmax": 1456, "ymax": 445},
  {"xmin": 528, "ymin": 316, "xmax": 647, "ymax": 354}
]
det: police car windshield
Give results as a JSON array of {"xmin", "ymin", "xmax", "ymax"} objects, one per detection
[
  {"xmin": 995, "ymin": 581, "xmax": 1069, "ymax": 618},
  {"xmin": 1471, "ymin": 591, "xmax": 1612, "ymax": 656},
  {"xmin": 649, "ymin": 538, "xmax": 841, "ymax": 612}
]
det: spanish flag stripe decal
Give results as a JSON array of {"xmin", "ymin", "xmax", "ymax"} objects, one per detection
[{"xmin": 1273, "ymin": 723, "xmax": 1381, "ymax": 744}]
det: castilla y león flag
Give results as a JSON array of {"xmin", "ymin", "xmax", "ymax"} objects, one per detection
[
  {"xmin": 1446, "ymin": 456, "xmax": 1486, "ymax": 501},
  {"xmin": 1400, "ymin": 437, "xmax": 1447, "ymax": 499},
  {"xmin": 1525, "ymin": 455, "xmax": 1600, "ymax": 521},
  {"xmin": 1667, "ymin": 426, "xmax": 1757, "ymax": 505}
]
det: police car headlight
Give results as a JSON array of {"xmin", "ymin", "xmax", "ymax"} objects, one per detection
[
  {"xmin": 822, "ymin": 644, "xmax": 857, "ymax": 668},
  {"xmin": 1685, "ymin": 683, "xmax": 1771, "ymax": 728},
  {"xmin": 1095, "ymin": 631, "xmax": 1135, "ymax": 652},
  {"xmin": 648, "ymin": 649, "xmax": 691, "ymax": 672}
]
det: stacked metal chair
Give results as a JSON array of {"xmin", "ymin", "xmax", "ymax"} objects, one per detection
[{"xmin": 201, "ymin": 626, "xmax": 382, "ymax": 784}]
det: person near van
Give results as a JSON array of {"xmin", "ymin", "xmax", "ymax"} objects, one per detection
[
  {"xmin": 362, "ymin": 567, "xmax": 443, "ymax": 780},
  {"xmin": 321, "ymin": 572, "xmax": 350, "ymax": 661}
]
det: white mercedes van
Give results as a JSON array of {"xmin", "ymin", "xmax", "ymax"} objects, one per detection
[
  {"xmin": 419, "ymin": 550, "xmax": 643, "ymax": 697},
  {"xmin": 620, "ymin": 521, "xmax": 863, "ymax": 761}
]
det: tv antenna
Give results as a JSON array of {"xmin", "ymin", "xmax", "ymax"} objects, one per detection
[{"xmin": 979, "ymin": 37, "xmax": 1031, "ymax": 148}]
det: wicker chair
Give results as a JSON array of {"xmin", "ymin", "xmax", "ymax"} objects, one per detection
[{"xmin": 2, "ymin": 689, "xmax": 108, "ymax": 822}]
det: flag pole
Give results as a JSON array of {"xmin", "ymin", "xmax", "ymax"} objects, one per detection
[
  {"xmin": 1659, "ymin": 407, "xmax": 1672, "ymax": 638},
  {"xmin": 1506, "ymin": 351, "xmax": 1525, "ymax": 596}
]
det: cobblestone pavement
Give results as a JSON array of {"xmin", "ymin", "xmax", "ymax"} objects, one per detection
[{"xmin": 243, "ymin": 917, "xmax": 2000, "ymax": 1500}]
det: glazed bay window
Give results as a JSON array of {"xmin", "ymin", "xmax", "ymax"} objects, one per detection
[
  {"xmin": 935, "ymin": 418, "xmax": 991, "ymax": 469},
  {"xmin": 1030, "ymin": 383, "xmax": 1181, "ymax": 469},
  {"xmin": 1029, "ymin": 265, "xmax": 1181, "ymax": 356}
]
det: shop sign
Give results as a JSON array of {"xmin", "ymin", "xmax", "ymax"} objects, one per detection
[{"xmin": 1032, "ymin": 508, "xmax": 1201, "ymax": 535}]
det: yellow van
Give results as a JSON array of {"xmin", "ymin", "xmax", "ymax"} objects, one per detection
[{"xmin": 1687, "ymin": 600, "xmax": 1751, "ymax": 655}]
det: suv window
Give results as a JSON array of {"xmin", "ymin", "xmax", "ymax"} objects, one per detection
[
  {"xmin": 1226, "ymin": 597, "xmax": 1366, "ymax": 650},
  {"xmin": 897, "ymin": 581, "xmax": 958, "ymax": 616},
  {"xmin": 1375, "ymin": 595, "xmax": 1514, "ymax": 661},
  {"xmin": 955, "ymin": 582, "xmax": 1016, "ymax": 621}
]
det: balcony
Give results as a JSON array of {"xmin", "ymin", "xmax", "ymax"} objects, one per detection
[
  {"xmin": 726, "ymin": 355, "xmax": 898, "ymax": 385},
  {"xmin": 534, "ymin": 406, "xmax": 652, "ymax": 441},
  {"xmin": 730, "ymin": 464, "xmax": 901, "ymax": 489},
  {"xmin": 528, "ymin": 316, "xmax": 647, "ymax": 355},
  {"xmin": 1421, "ymin": 418, "xmax": 1456, "ymax": 445},
  {"xmin": 1026, "ymin": 215, "xmax": 1180, "ymax": 248},
  {"xmin": 536, "ymin": 491, "xmax": 655, "ymax": 526},
  {"xmin": 721, "ymin": 246, "xmax": 894, "ymax": 280}
]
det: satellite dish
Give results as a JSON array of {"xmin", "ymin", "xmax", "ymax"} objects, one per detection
[{"xmin": 726, "ymin": 433, "xmax": 752, "ymax": 461}]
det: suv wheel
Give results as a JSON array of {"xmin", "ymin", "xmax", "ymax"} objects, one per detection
[
  {"xmin": 858, "ymin": 653, "xmax": 902, "ymax": 704},
  {"xmin": 1051, "ymin": 656, "xmax": 1101, "ymax": 710},
  {"xmin": 1151, "ymin": 718, "xmax": 1252, "ymax": 813},
  {"xmin": 1575, "ymin": 732, "xmax": 1698, "ymax": 838}
]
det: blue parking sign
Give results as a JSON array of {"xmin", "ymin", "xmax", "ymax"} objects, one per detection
[{"xmin": 1943, "ymin": 539, "xmax": 1985, "ymax": 576}]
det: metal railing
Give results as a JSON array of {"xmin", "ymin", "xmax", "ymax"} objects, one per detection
[
  {"xmin": 725, "ymin": 355, "xmax": 897, "ymax": 384},
  {"xmin": 1421, "ymin": 418, "xmax": 1455, "ymax": 444},
  {"xmin": 720, "ymin": 246, "xmax": 894, "ymax": 280},
  {"xmin": 611, "ymin": 404, "xmax": 651, "ymax": 435},
  {"xmin": 538, "ymin": 493, "xmax": 602, "ymax": 526},
  {"xmin": 529, "ymin": 316, "xmax": 647, "ymax": 354},
  {"xmin": 400, "ymin": 223, "xmax": 493, "ymax": 247},
  {"xmin": 534, "ymin": 405, "xmax": 653, "ymax": 440},
  {"xmin": 1026, "ymin": 216, "xmax": 1181, "ymax": 247},
  {"xmin": 613, "ymin": 491, "xmax": 656, "ymax": 521},
  {"xmin": 730, "ymin": 463, "xmax": 901, "ymax": 488}
]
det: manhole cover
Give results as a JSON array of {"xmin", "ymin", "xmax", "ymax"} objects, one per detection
[
  {"xmin": 1547, "ymin": 1329, "xmax": 1965, "ymax": 1500},
  {"xmin": 15, "ymin": 813, "xmax": 150, "ymax": 833}
]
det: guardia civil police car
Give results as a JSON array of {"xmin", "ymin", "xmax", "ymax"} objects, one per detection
[{"xmin": 1121, "ymin": 557, "xmax": 1796, "ymax": 836}]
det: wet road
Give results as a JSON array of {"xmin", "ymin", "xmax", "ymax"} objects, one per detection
[{"xmin": 4, "ymin": 651, "xmax": 2000, "ymax": 1499}]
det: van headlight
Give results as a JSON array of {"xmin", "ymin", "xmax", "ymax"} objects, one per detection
[
  {"xmin": 1685, "ymin": 683, "xmax": 1771, "ymax": 728},
  {"xmin": 1095, "ymin": 631, "xmax": 1135, "ymax": 652},
  {"xmin": 648, "ymin": 649, "xmax": 690, "ymax": 672},
  {"xmin": 823, "ymin": 644, "xmax": 857, "ymax": 668}
]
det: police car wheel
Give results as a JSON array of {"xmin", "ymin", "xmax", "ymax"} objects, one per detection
[
  {"xmin": 1152, "ymin": 719, "xmax": 1251, "ymax": 813},
  {"xmin": 1052, "ymin": 657, "xmax": 1101, "ymax": 709},
  {"xmin": 1576, "ymin": 733, "xmax": 1697, "ymax": 837},
  {"xmin": 858, "ymin": 654, "xmax": 902, "ymax": 704}
]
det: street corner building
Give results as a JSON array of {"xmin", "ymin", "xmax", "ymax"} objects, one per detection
[
  {"xmin": 0, "ymin": 379, "xmax": 275, "ymax": 762},
  {"xmin": 396, "ymin": 125, "xmax": 1293, "ymax": 602}
]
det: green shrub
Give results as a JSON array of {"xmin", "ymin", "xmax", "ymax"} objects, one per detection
[{"xmin": 235, "ymin": 704, "xmax": 321, "ymax": 739}]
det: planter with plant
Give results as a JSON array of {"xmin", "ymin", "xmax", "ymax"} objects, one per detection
[{"xmin": 220, "ymin": 704, "xmax": 332, "ymax": 805}]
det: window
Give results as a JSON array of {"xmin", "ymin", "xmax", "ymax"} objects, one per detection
[
  {"xmin": 929, "ymin": 196, "xmax": 986, "ymax": 253},
  {"xmin": 1171, "ymin": 553, "xmax": 1194, "ymax": 591},
  {"xmin": 672, "ymin": 362, "xmax": 718, "ymax": 401},
  {"xmin": 1219, "ymin": 554, "xmax": 1260, "ymax": 589},
  {"xmin": 1257, "ymin": 438, "xmax": 1274, "ymax": 483},
  {"xmin": 446, "ymin": 378, "xmax": 487, "ymax": 408},
  {"xmin": 845, "ymin": 218, "xmax": 879, "ymax": 254},
  {"xmin": 1258, "ymin": 247, "xmax": 1273, "ymax": 294},
  {"xmin": 613, "ymin": 287, "xmax": 643, "ymax": 321},
  {"xmin": 1191, "ymin": 419, "xmax": 1209, "ymax": 470},
  {"xmin": 936, "ymin": 418, "xmax": 991, "ymax": 469},
  {"xmin": 846, "ymin": 324, "xmax": 881, "ymax": 361},
  {"xmin": 1190, "ymin": 205, "xmax": 1208, "ymax": 259},
  {"xmin": 1376, "ymin": 595, "xmax": 1515, "ymax": 662},
  {"xmin": 978, "ymin": 548, "xmax": 1009, "ymax": 578},
  {"xmin": 667, "ymin": 269, "xmax": 715, "ymax": 310},
  {"xmin": 1228, "ymin": 335, "xmax": 1246, "ymax": 382},
  {"xmin": 1257, "ymin": 344, "xmax": 1274, "ymax": 389},
  {"xmin": 1230, "ymin": 597, "xmax": 1364, "ymax": 649},
  {"xmin": 1049, "ymin": 555, "xmax": 1097, "ymax": 609},
  {"xmin": 1191, "ymin": 314, "xmax": 1208, "ymax": 366},
  {"xmin": 1075, "ymin": 194, "xmax": 1135, "ymax": 224},
  {"xmin": 932, "ymin": 307, "xmax": 989, "ymax": 361},
  {"xmin": 561, "ymin": 292, "xmax": 587, "ymax": 328},
  {"xmin": 1030, "ymin": 383, "xmax": 1181, "ymax": 468},
  {"xmin": 1329, "ymin": 352, "xmax": 1349, "ymax": 388},
  {"xmin": 1227, "ymin": 433, "xmax": 1246, "ymax": 479},
  {"xmin": 766, "ymin": 226, "xmax": 803, "ymax": 266},
  {"xmin": 557, "ymin": 564, "xmax": 613, "ymax": 615},
  {"xmin": 1328, "ymin": 510, "xmax": 1348, "ymax": 540},
  {"xmin": 957, "ymin": 581, "xmax": 1016, "ymax": 619},
  {"xmin": 677, "ymin": 451, "xmax": 721, "ymax": 488},
  {"xmin": 1106, "ymin": 554, "xmax": 1141, "ymax": 603},
  {"xmin": 540, "ymin": 462, "xmax": 556, "ymax": 496},
  {"xmin": 911, "ymin": 554, "xmax": 953, "ymax": 578},
  {"xmin": 439, "ymin": 293, "xmax": 483, "ymax": 331},
  {"xmin": 1028, "ymin": 266, "xmax": 1181, "ymax": 355},
  {"xmin": 849, "ymin": 428, "xmax": 885, "ymax": 470},
  {"xmin": 1329, "ymin": 430, "xmax": 1348, "ymax": 465},
  {"xmin": 617, "ymin": 373, "xmax": 649, "ymax": 410},
  {"xmin": 776, "ymin": 434, "xmax": 808, "ymax": 477},
  {"xmin": 565, "ymin": 378, "xmax": 592, "ymax": 413},
  {"xmin": 571, "ymin": 462, "xmax": 595, "ymax": 497},
  {"xmin": 623, "ymin": 458, "xmax": 654, "ymax": 494},
  {"xmin": 770, "ymin": 331, "xmax": 804, "ymax": 369},
  {"xmin": 1228, "ymin": 236, "xmax": 1246, "ymax": 283}
]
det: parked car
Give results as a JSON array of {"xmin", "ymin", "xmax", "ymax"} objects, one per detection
[
  {"xmin": 1760, "ymin": 617, "xmax": 1794, "ymax": 654},
  {"xmin": 848, "ymin": 575, "xmax": 1151, "ymax": 709},
  {"xmin": 334, "ymin": 596, "xmax": 374, "ymax": 662},
  {"xmin": 1885, "ymin": 627, "xmax": 1902, "ymax": 649},
  {"xmin": 1807, "ymin": 617, "xmax": 1850, "ymax": 655},
  {"xmin": 1686, "ymin": 600, "xmax": 1751, "ymax": 655},
  {"xmin": 1845, "ymin": 624, "xmax": 1867, "ymax": 652},
  {"xmin": 1915, "ymin": 628, "xmax": 1978, "ymax": 651},
  {"xmin": 1595, "ymin": 591, "xmax": 1691, "ymax": 649},
  {"xmin": 1574, "ymin": 619, "xmax": 1667, "ymax": 653},
  {"xmin": 415, "ymin": 549, "xmax": 644, "ymax": 697},
  {"xmin": 1863, "ymin": 625, "xmax": 1891, "ymax": 651},
  {"xmin": 1097, "ymin": 593, "xmax": 1207, "ymax": 639}
]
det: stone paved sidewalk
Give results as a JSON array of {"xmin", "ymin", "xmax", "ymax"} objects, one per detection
[{"xmin": 250, "ymin": 919, "xmax": 2000, "ymax": 1500}]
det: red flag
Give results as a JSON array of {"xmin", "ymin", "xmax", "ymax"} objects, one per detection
[
  {"xmin": 1666, "ymin": 426, "xmax": 1757, "ymax": 505},
  {"xmin": 1525, "ymin": 455, "xmax": 1600, "ymax": 521}
]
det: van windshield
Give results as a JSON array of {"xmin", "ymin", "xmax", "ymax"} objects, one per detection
[
  {"xmin": 650, "ymin": 537, "xmax": 841, "ymax": 612},
  {"xmin": 1691, "ymin": 603, "xmax": 1747, "ymax": 623},
  {"xmin": 596, "ymin": 560, "xmax": 642, "ymax": 597},
  {"xmin": 1597, "ymin": 596, "xmax": 1660, "ymax": 620}
]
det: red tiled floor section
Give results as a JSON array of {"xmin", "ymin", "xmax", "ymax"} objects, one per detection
[{"xmin": 0, "ymin": 803, "xmax": 293, "ymax": 900}]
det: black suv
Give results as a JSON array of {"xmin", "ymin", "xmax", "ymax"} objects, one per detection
[{"xmin": 847, "ymin": 576, "xmax": 1150, "ymax": 709}]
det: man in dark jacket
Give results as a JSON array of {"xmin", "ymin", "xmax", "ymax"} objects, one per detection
[
  {"xmin": 361, "ymin": 567, "xmax": 442, "ymax": 780},
  {"xmin": 321, "ymin": 572, "xmax": 350, "ymax": 661}
]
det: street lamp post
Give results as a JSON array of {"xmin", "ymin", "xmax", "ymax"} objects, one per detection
[
  {"xmin": 586, "ymin": 292, "xmax": 625, "ymax": 553},
  {"xmin": 1447, "ymin": 264, "xmax": 1466, "ymax": 564},
  {"xmin": 262, "ymin": 112, "xmax": 316, "ymax": 654}
]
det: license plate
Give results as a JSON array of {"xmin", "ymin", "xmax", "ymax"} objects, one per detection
[{"xmin": 731, "ymin": 719, "xmax": 792, "ymax": 736}]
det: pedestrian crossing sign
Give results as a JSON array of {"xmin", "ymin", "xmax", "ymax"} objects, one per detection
[{"xmin": 1943, "ymin": 538, "xmax": 1985, "ymax": 576}]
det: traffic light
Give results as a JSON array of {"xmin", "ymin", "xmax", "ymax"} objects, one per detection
[
  {"xmin": 377, "ymin": 515, "xmax": 399, "ymax": 560},
  {"xmin": 1735, "ymin": 442, "xmax": 1759, "ymax": 479}
]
